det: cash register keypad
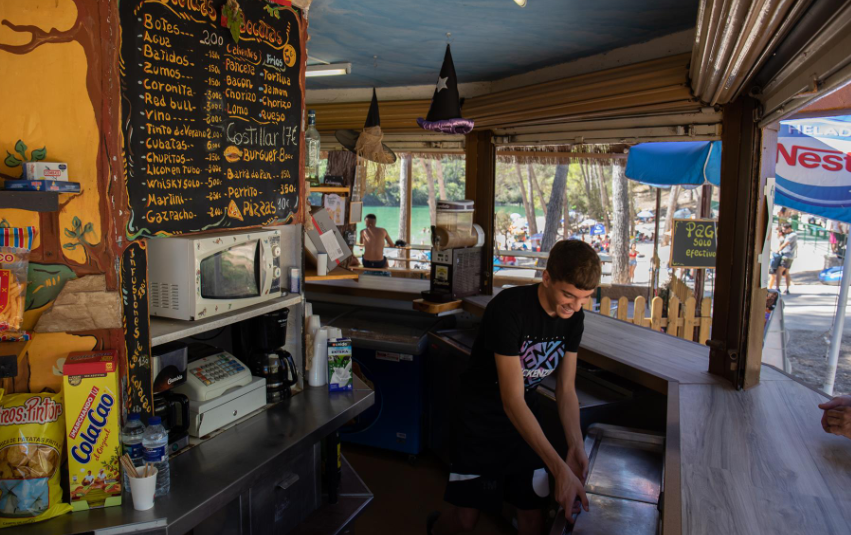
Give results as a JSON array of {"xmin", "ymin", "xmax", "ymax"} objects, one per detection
[{"xmin": 191, "ymin": 354, "xmax": 246, "ymax": 386}]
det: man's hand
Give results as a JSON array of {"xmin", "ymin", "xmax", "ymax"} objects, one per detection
[
  {"xmin": 554, "ymin": 465, "xmax": 589, "ymax": 524},
  {"xmin": 566, "ymin": 446, "xmax": 589, "ymax": 484},
  {"xmin": 819, "ymin": 395, "xmax": 851, "ymax": 439}
]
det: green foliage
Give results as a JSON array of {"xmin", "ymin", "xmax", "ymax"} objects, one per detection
[
  {"xmin": 63, "ymin": 216, "xmax": 97, "ymax": 263},
  {"xmin": 3, "ymin": 139, "xmax": 46, "ymax": 168},
  {"xmin": 26, "ymin": 263, "xmax": 77, "ymax": 310},
  {"xmin": 223, "ymin": 3, "xmax": 244, "ymax": 43},
  {"xmin": 263, "ymin": 4, "xmax": 281, "ymax": 18}
]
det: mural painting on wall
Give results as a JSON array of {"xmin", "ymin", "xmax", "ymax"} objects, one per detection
[{"xmin": 0, "ymin": 0, "xmax": 124, "ymax": 393}]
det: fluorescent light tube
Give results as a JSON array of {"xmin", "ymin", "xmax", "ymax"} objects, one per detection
[{"xmin": 305, "ymin": 63, "xmax": 352, "ymax": 78}]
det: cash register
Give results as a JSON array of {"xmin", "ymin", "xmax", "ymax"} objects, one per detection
[{"xmin": 174, "ymin": 344, "xmax": 267, "ymax": 437}]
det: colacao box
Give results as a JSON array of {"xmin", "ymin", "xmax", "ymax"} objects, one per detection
[
  {"xmin": 327, "ymin": 338, "xmax": 353, "ymax": 392},
  {"xmin": 62, "ymin": 350, "xmax": 122, "ymax": 511},
  {"xmin": 4, "ymin": 179, "xmax": 80, "ymax": 192},
  {"xmin": 22, "ymin": 162, "xmax": 69, "ymax": 182}
]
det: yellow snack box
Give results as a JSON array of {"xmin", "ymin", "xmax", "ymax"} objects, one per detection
[
  {"xmin": 62, "ymin": 350, "xmax": 122, "ymax": 511},
  {"xmin": 0, "ymin": 389, "xmax": 71, "ymax": 529}
]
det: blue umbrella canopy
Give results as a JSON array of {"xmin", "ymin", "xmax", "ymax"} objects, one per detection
[
  {"xmin": 776, "ymin": 116, "xmax": 851, "ymax": 224},
  {"xmin": 625, "ymin": 141, "xmax": 721, "ymax": 187}
]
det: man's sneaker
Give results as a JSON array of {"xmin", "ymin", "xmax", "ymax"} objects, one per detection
[
  {"xmin": 427, "ymin": 511, "xmax": 441, "ymax": 535},
  {"xmin": 785, "ymin": 289, "xmax": 791, "ymax": 295}
]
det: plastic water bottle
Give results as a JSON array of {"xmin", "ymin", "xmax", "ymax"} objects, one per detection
[
  {"xmin": 120, "ymin": 413, "xmax": 146, "ymax": 494},
  {"xmin": 142, "ymin": 416, "xmax": 170, "ymax": 496}
]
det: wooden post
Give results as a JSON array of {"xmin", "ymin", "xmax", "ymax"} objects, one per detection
[
  {"xmin": 699, "ymin": 297, "xmax": 712, "ymax": 345},
  {"xmin": 667, "ymin": 296, "xmax": 680, "ymax": 337},
  {"xmin": 683, "ymin": 297, "xmax": 697, "ymax": 341},
  {"xmin": 634, "ymin": 296, "xmax": 647, "ymax": 326},
  {"xmin": 650, "ymin": 297, "xmax": 663, "ymax": 331},
  {"xmin": 465, "ymin": 131, "xmax": 496, "ymax": 295},
  {"xmin": 617, "ymin": 296, "xmax": 629, "ymax": 321},
  {"xmin": 397, "ymin": 154, "xmax": 414, "ymax": 267},
  {"xmin": 600, "ymin": 297, "xmax": 612, "ymax": 317},
  {"xmin": 710, "ymin": 96, "xmax": 765, "ymax": 387}
]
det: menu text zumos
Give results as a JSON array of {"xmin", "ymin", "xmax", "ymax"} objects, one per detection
[{"xmin": 120, "ymin": 0, "xmax": 303, "ymax": 236}]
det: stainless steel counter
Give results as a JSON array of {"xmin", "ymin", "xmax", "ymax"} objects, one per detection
[{"xmin": 24, "ymin": 384, "xmax": 374, "ymax": 535}]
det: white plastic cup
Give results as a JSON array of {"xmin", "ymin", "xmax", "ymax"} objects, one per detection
[
  {"xmin": 128, "ymin": 467, "xmax": 158, "ymax": 511},
  {"xmin": 317, "ymin": 254, "xmax": 328, "ymax": 276}
]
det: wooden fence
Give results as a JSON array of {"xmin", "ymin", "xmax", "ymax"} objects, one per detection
[{"xmin": 583, "ymin": 276, "xmax": 712, "ymax": 344}]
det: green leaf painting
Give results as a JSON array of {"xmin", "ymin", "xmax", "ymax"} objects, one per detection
[
  {"xmin": 26, "ymin": 263, "xmax": 76, "ymax": 310},
  {"xmin": 14, "ymin": 140, "xmax": 27, "ymax": 160},
  {"xmin": 3, "ymin": 140, "xmax": 47, "ymax": 169},
  {"xmin": 4, "ymin": 151, "xmax": 21, "ymax": 168}
]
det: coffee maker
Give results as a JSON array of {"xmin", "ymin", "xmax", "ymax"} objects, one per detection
[
  {"xmin": 239, "ymin": 308, "xmax": 298, "ymax": 402},
  {"xmin": 152, "ymin": 342, "xmax": 191, "ymax": 452}
]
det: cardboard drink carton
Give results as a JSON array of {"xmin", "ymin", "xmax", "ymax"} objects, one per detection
[
  {"xmin": 22, "ymin": 162, "xmax": 69, "ymax": 182},
  {"xmin": 62, "ymin": 350, "xmax": 122, "ymax": 511},
  {"xmin": 327, "ymin": 338, "xmax": 353, "ymax": 392}
]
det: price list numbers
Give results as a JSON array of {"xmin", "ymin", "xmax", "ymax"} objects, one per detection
[{"xmin": 120, "ymin": 0, "xmax": 303, "ymax": 236}]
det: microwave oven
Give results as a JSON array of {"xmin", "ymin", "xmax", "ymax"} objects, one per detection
[{"xmin": 147, "ymin": 229, "xmax": 283, "ymax": 321}]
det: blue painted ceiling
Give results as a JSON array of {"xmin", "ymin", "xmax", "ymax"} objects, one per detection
[{"xmin": 306, "ymin": 0, "xmax": 699, "ymax": 89}]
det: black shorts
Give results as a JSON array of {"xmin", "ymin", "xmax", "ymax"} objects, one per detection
[
  {"xmin": 444, "ymin": 468, "xmax": 550, "ymax": 512},
  {"xmin": 362, "ymin": 257, "xmax": 388, "ymax": 268},
  {"xmin": 444, "ymin": 387, "xmax": 549, "ymax": 512}
]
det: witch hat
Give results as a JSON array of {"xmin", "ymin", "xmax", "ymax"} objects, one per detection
[
  {"xmin": 417, "ymin": 44, "xmax": 474, "ymax": 135},
  {"xmin": 335, "ymin": 89, "xmax": 396, "ymax": 164}
]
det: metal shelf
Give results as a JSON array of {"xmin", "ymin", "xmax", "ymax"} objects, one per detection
[{"xmin": 150, "ymin": 293, "xmax": 303, "ymax": 346}]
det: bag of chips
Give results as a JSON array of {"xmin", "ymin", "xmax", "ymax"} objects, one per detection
[
  {"xmin": 0, "ymin": 227, "xmax": 36, "ymax": 334},
  {"xmin": 0, "ymin": 389, "xmax": 71, "ymax": 528}
]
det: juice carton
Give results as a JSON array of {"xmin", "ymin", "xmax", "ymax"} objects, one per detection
[
  {"xmin": 62, "ymin": 350, "xmax": 122, "ymax": 511},
  {"xmin": 327, "ymin": 338, "xmax": 353, "ymax": 392}
]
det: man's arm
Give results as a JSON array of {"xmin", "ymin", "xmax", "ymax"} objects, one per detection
[
  {"xmin": 495, "ymin": 354, "xmax": 589, "ymax": 519},
  {"xmin": 384, "ymin": 229, "xmax": 395, "ymax": 247},
  {"xmin": 557, "ymin": 351, "xmax": 588, "ymax": 482}
]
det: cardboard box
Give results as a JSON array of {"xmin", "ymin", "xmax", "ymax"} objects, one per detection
[
  {"xmin": 305, "ymin": 208, "xmax": 352, "ymax": 273},
  {"xmin": 4, "ymin": 179, "xmax": 80, "ymax": 192},
  {"xmin": 22, "ymin": 162, "xmax": 69, "ymax": 182},
  {"xmin": 62, "ymin": 350, "xmax": 123, "ymax": 511},
  {"xmin": 327, "ymin": 338, "xmax": 353, "ymax": 392}
]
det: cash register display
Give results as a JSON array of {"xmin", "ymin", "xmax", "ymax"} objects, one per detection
[{"xmin": 199, "ymin": 241, "xmax": 259, "ymax": 299}]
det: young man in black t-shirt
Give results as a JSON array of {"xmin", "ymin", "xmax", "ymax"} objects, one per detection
[{"xmin": 429, "ymin": 240, "xmax": 601, "ymax": 535}]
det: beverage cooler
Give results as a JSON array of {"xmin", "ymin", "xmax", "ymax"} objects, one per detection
[{"xmin": 319, "ymin": 305, "xmax": 444, "ymax": 456}]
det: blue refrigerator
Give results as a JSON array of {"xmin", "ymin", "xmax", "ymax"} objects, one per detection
[{"xmin": 328, "ymin": 308, "xmax": 442, "ymax": 455}]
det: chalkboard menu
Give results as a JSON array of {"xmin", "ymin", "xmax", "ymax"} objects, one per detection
[
  {"xmin": 669, "ymin": 218, "xmax": 717, "ymax": 269},
  {"xmin": 121, "ymin": 241, "xmax": 153, "ymax": 419},
  {"xmin": 119, "ymin": 0, "xmax": 303, "ymax": 237}
]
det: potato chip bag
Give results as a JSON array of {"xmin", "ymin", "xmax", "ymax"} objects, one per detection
[
  {"xmin": 0, "ymin": 389, "xmax": 70, "ymax": 528},
  {"xmin": 0, "ymin": 227, "xmax": 36, "ymax": 334}
]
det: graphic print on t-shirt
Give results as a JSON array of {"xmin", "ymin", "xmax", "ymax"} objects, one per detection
[{"xmin": 519, "ymin": 339, "xmax": 565, "ymax": 388}]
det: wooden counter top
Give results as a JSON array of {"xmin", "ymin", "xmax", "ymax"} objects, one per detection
[{"xmin": 463, "ymin": 293, "xmax": 851, "ymax": 535}]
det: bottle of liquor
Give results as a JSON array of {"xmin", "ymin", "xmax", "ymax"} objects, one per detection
[{"xmin": 306, "ymin": 110, "xmax": 321, "ymax": 186}]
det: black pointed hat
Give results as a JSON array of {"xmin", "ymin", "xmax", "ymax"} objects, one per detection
[
  {"xmin": 335, "ymin": 89, "xmax": 396, "ymax": 163},
  {"xmin": 417, "ymin": 44, "xmax": 474, "ymax": 135}
]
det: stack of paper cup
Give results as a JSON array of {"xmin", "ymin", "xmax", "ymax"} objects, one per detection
[{"xmin": 309, "ymin": 327, "xmax": 328, "ymax": 386}]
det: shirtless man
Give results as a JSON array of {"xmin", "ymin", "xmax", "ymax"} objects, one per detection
[{"xmin": 360, "ymin": 214, "xmax": 395, "ymax": 269}]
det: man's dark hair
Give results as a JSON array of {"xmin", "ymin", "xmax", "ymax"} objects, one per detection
[
  {"xmin": 365, "ymin": 214, "xmax": 376, "ymax": 220},
  {"xmin": 782, "ymin": 222, "xmax": 793, "ymax": 230},
  {"xmin": 546, "ymin": 239, "xmax": 601, "ymax": 290}
]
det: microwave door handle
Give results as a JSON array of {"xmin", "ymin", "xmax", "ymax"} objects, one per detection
[{"xmin": 260, "ymin": 239, "xmax": 273, "ymax": 295}]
